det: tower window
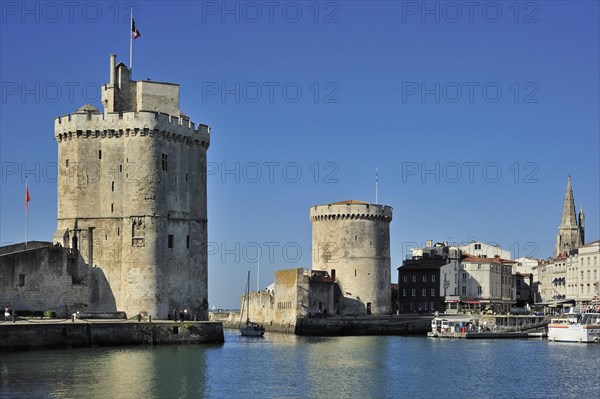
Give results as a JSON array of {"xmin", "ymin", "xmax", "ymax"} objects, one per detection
[
  {"xmin": 112, "ymin": 181, "xmax": 114, "ymax": 192},
  {"xmin": 111, "ymin": 203, "xmax": 114, "ymax": 213},
  {"xmin": 186, "ymin": 172, "xmax": 188, "ymax": 182},
  {"xmin": 119, "ymin": 164, "xmax": 123, "ymax": 172},
  {"xmin": 162, "ymin": 154, "xmax": 168, "ymax": 171},
  {"xmin": 66, "ymin": 159, "xmax": 69, "ymax": 167},
  {"xmin": 186, "ymin": 235, "xmax": 190, "ymax": 249},
  {"xmin": 117, "ymin": 227, "xmax": 120, "ymax": 236},
  {"xmin": 168, "ymin": 235, "xmax": 174, "ymax": 248},
  {"xmin": 99, "ymin": 150, "xmax": 102, "ymax": 159},
  {"xmin": 18, "ymin": 274, "xmax": 26, "ymax": 287}
]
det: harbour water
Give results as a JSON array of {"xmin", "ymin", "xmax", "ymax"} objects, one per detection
[{"xmin": 1, "ymin": 329, "xmax": 599, "ymax": 399}]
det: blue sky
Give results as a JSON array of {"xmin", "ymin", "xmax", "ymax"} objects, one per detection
[{"xmin": 1, "ymin": 1, "xmax": 598, "ymax": 309}]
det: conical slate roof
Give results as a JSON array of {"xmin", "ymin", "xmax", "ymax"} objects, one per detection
[{"xmin": 559, "ymin": 175, "xmax": 578, "ymax": 227}]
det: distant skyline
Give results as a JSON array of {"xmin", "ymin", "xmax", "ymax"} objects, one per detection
[{"xmin": 1, "ymin": 1, "xmax": 598, "ymax": 309}]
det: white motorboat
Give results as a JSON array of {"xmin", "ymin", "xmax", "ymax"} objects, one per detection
[{"xmin": 547, "ymin": 312, "xmax": 600, "ymax": 343}]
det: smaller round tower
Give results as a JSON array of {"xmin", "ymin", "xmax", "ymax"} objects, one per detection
[{"xmin": 310, "ymin": 200, "xmax": 393, "ymax": 315}]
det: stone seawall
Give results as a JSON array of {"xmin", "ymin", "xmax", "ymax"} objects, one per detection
[
  {"xmin": 295, "ymin": 316, "xmax": 432, "ymax": 336},
  {"xmin": 0, "ymin": 321, "xmax": 224, "ymax": 352}
]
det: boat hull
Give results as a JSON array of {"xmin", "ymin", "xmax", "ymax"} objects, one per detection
[
  {"xmin": 548, "ymin": 324, "xmax": 600, "ymax": 343},
  {"xmin": 240, "ymin": 325, "xmax": 265, "ymax": 337}
]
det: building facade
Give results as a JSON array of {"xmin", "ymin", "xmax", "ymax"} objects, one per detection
[
  {"xmin": 0, "ymin": 242, "xmax": 96, "ymax": 317},
  {"xmin": 52, "ymin": 55, "xmax": 210, "ymax": 319},
  {"xmin": 398, "ymin": 242, "xmax": 460, "ymax": 313}
]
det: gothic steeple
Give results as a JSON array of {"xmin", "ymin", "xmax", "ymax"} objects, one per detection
[{"xmin": 555, "ymin": 175, "xmax": 583, "ymax": 257}]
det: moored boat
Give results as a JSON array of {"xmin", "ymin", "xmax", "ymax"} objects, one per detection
[
  {"xmin": 547, "ymin": 312, "xmax": 600, "ymax": 343},
  {"xmin": 239, "ymin": 270, "xmax": 265, "ymax": 337}
]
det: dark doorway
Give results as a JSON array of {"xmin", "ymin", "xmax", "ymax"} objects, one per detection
[
  {"xmin": 331, "ymin": 269, "xmax": 336, "ymax": 280},
  {"xmin": 367, "ymin": 302, "xmax": 372, "ymax": 315}
]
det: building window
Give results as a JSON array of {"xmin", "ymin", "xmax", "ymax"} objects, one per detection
[
  {"xmin": 98, "ymin": 150, "xmax": 102, "ymax": 159},
  {"xmin": 411, "ymin": 289, "xmax": 416, "ymax": 297},
  {"xmin": 112, "ymin": 181, "xmax": 114, "ymax": 192},
  {"xmin": 111, "ymin": 203, "xmax": 114, "ymax": 213},
  {"xmin": 402, "ymin": 289, "xmax": 407, "ymax": 297},
  {"xmin": 478, "ymin": 286, "xmax": 482, "ymax": 295},
  {"xmin": 462, "ymin": 273, "xmax": 467, "ymax": 282},
  {"xmin": 423, "ymin": 275, "xmax": 427, "ymax": 283},
  {"xmin": 431, "ymin": 274, "xmax": 436, "ymax": 283},
  {"xmin": 412, "ymin": 274, "xmax": 416, "ymax": 283},
  {"xmin": 66, "ymin": 159, "xmax": 69, "ymax": 167},
  {"xmin": 18, "ymin": 274, "xmax": 26, "ymax": 287},
  {"xmin": 168, "ymin": 235, "xmax": 174, "ymax": 248},
  {"xmin": 461, "ymin": 286, "xmax": 466, "ymax": 295},
  {"xmin": 162, "ymin": 154, "xmax": 168, "ymax": 171},
  {"xmin": 186, "ymin": 235, "xmax": 190, "ymax": 249},
  {"xmin": 422, "ymin": 289, "xmax": 426, "ymax": 297},
  {"xmin": 475, "ymin": 243, "xmax": 481, "ymax": 250},
  {"xmin": 431, "ymin": 288, "xmax": 435, "ymax": 297},
  {"xmin": 403, "ymin": 275, "xmax": 407, "ymax": 283}
]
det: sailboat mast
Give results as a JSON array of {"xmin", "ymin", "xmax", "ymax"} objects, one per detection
[{"xmin": 246, "ymin": 269, "xmax": 251, "ymax": 324}]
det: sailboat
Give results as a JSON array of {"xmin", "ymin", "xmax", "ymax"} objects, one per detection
[{"xmin": 239, "ymin": 269, "xmax": 265, "ymax": 337}]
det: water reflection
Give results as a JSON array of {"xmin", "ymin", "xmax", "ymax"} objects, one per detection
[{"xmin": 1, "ymin": 334, "xmax": 599, "ymax": 399}]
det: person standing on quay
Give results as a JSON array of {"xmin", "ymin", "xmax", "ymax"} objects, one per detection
[{"xmin": 4, "ymin": 305, "xmax": 10, "ymax": 321}]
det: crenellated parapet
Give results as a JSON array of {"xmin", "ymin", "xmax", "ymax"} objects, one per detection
[
  {"xmin": 310, "ymin": 201, "xmax": 392, "ymax": 222},
  {"xmin": 54, "ymin": 110, "xmax": 210, "ymax": 148}
]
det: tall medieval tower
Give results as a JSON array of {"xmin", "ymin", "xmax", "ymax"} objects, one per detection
[
  {"xmin": 310, "ymin": 200, "xmax": 393, "ymax": 315},
  {"xmin": 555, "ymin": 175, "xmax": 584, "ymax": 257},
  {"xmin": 53, "ymin": 55, "xmax": 210, "ymax": 319}
]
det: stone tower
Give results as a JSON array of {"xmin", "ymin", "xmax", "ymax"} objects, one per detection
[
  {"xmin": 310, "ymin": 200, "xmax": 393, "ymax": 315},
  {"xmin": 555, "ymin": 175, "xmax": 584, "ymax": 257},
  {"xmin": 53, "ymin": 55, "xmax": 210, "ymax": 319}
]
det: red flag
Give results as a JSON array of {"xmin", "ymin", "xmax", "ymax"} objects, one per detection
[
  {"xmin": 132, "ymin": 19, "xmax": 141, "ymax": 39},
  {"xmin": 25, "ymin": 182, "xmax": 30, "ymax": 213}
]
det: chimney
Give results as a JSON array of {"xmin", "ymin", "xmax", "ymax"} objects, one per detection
[{"xmin": 109, "ymin": 54, "xmax": 116, "ymax": 86}]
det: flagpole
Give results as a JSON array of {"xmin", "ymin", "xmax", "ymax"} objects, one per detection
[
  {"xmin": 25, "ymin": 176, "xmax": 28, "ymax": 249},
  {"xmin": 375, "ymin": 168, "xmax": 378, "ymax": 205},
  {"xmin": 129, "ymin": 8, "xmax": 133, "ymax": 72}
]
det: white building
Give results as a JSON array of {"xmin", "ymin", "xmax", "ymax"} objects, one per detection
[{"xmin": 459, "ymin": 241, "xmax": 512, "ymax": 260}]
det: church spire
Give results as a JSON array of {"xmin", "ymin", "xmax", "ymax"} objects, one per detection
[
  {"xmin": 559, "ymin": 175, "xmax": 578, "ymax": 227},
  {"xmin": 555, "ymin": 175, "xmax": 583, "ymax": 257}
]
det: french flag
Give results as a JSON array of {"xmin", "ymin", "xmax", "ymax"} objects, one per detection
[{"xmin": 132, "ymin": 19, "xmax": 141, "ymax": 39}]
